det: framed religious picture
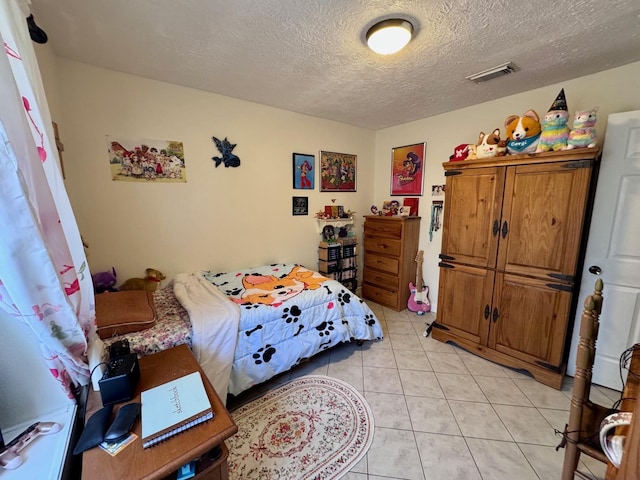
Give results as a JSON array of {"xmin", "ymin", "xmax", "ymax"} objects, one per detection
[
  {"xmin": 390, "ymin": 142, "xmax": 426, "ymax": 196},
  {"xmin": 292, "ymin": 196, "xmax": 309, "ymax": 216},
  {"xmin": 320, "ymin": 151, "xmax": 357, "ymax": 192},
  {"xmin": 292, "ymin": 153, "xmax": 315, "ymax": 189}
]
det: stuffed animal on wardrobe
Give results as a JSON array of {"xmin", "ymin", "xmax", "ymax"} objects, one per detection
[
  {"xmin": 566, "ymin": 108, "xmax": 598, "ymax": 149},
  {"xmin": 504, "ymin": 109, "xmax": 542, "ymax": 154},
  {"xmin": 536, "ymin": 89, "xmax": 570, "ymax": 152},
  {"xmin": 475, "ymin": 128, "xmax": 507, "ymax": 159}
]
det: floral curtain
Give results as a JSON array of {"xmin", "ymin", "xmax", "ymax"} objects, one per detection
[{"xmin": 0, "ymin": 0, "xmax": 94, "ymax": 398}]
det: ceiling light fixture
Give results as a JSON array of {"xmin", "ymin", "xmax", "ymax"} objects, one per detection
[{"xmin": 366, "ymin": 19, "xmax": 413, "ymax": 55}]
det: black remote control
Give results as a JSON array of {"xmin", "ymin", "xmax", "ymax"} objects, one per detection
[{"xmin": 104, "ymin": 403, "xmax": 141, "ymax": 443}]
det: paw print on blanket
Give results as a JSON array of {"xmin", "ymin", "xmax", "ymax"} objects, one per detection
[
  {"xmin": 364, "ymin": 314, "xmax": 376, "ymax": 326},
  {"xmin": 316, "ymin": 321, "xmax": 335, "ymax": 337},
  {"xmin": 224, "ymin": 287, "xmax": 242, "ymax": 296},
  {"xmin": 282, "ymin": 305, "xmax": 302, "ymax": 323},
  {"xmin": 252, "ymin": 344, "xmax": 276, "ymax": 365},
  {"xmin": 337, "ymin": 290, "xmax": 351, "ymax": 305}
]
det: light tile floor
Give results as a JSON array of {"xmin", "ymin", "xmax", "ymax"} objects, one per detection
[{"xmin": 230, "ymin": 302, "xmax": 622, "ymax": 480}]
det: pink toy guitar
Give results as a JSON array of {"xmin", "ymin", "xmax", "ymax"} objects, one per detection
[{"xmin": 408, "ymin": 250, "xmax": 430, "ymax": 315}]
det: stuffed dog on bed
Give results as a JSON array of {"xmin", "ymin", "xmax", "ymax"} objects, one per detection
[{"xmin": 119, "ymin": 268, "xmax": 166, "ymax": 292}]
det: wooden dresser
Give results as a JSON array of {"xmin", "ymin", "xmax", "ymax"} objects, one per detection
[
  {"xmin": 362, "ymin": 215, "xmax": 421, "ymax": 311},
  {"xmin": 432, "ymin": 148, "xmax": 599, "ymax": 389}
]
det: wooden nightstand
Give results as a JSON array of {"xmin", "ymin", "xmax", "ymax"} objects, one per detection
[{"xmin": 81, "ymin": 344, "xmax": 237, "ymax": 480}]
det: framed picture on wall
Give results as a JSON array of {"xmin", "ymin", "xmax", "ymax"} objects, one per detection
[
  {"xmin": 292, "ymin": 153, "xmax": 315, "ymax": 189},
  {"xmin": 292, "ymin": 196, "xmax": 309, "ymax": 216},
  {"xmin": 391, "ymin": 142, "xmax": 426, "ymax": 196},
  {"xmin": 320, "ymin": 151, "xmax": 357, "ymax": 192}
]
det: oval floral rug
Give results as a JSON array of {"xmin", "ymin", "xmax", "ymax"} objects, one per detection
[{"xmin": 227, "ymin": 375, "xmax": 374, "ymax": 480}]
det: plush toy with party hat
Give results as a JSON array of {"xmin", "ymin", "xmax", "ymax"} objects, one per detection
[
  {"xmin": 536, "ymin": 89, "xmax": 570, "ymax": 153},
  {"xmin": 566, "ymin": 108, "xmax": 598, "ymax": 149}
]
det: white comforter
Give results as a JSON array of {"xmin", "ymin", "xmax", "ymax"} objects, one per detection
[{"xmin": 173, "ymin": 272, "xmax": 240, "ymax": 403}]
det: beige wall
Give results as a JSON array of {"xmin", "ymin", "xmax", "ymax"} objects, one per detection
[
  {"xmin": 37, "ymin": 47, "xmax": 640, "ymax": 307},
  {"xmin": 374, "ymin": 61, "xmax": 640, "ymax": 309},
  {"xmin": 43, "ymin": 58, "xmax": 375, "ymax": 284}
]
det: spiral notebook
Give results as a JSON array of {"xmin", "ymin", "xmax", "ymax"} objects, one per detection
[{"xmin": 140, "ymin": 371, "xmax": 214, "ymax": 449}]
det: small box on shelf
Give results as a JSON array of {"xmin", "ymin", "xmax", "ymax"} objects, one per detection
[
  {"xmin": 318, "ymin": 260, "xmax": 339, "ymax": 273},
  {"xmin": 341, "ymin": 244, "xmax": 356, "ymax": 258},
  {"xmin": 319, "ymin": 246, "xmax": 341, "ymax": 261}
]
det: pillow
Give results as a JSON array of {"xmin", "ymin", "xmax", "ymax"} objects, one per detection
[{"xmin": 95, "ymin": 291, "xmax": 156, "ymax": 339}]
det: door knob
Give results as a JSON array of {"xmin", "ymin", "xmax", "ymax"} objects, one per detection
[{"xmin": 588, "ymin": 265, "xmax": 602, "ymax": 275}]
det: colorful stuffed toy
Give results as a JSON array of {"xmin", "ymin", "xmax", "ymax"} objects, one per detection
[
  {"xmin": 504, "ymin": 109, "xmax": 541, "ymax": 154},
  {"xmin": 92, "ymin": 267, "xmax": 118, "ymax": 294},
  {"xmin": 475, "ymin": 129, "xmax": 506, "ymax": 159},
  {"xmin": 449, "ymin": 144, "xmax": 472, "ymax": 162},
  {"xmin": 536, "ymin": 89, "xmax": 570, "ymax": 152},
  {"xmin": 566, "ymin": 108, "xmax": 598, "ymax": 149}
]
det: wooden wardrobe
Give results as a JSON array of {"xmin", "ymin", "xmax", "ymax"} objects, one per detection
[{"xmin": 433, "ymin": 148, "xmax": 599, "ymax": 388}]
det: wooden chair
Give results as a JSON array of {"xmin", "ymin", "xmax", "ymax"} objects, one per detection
[{"xmin": 561, "ymin": 278, "xmax": 613, "ymax": 479}]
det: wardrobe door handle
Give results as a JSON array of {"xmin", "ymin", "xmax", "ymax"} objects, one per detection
[
  {"xmin": 484, "ymin": 304, "xmax": 490, "ymax": 320},
  {"xmin": 492, "ymin": 220, "xmax": 499, "ymax": 237},
  {"xmin": 501, "ymin": 221, "xmax": 509, "ymax": 239},
  {"xmin": 492, "ymin": 307, "xmax": 499, "ymax": 323}
]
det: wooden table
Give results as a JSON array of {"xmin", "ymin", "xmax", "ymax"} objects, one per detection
[
  {"xmin": 606, "ymin": 345, "xmax": 640, "ymax": 479},
  {"xmin": 82, "ymin": 344, "xmax": 237, "ymax": 480}
]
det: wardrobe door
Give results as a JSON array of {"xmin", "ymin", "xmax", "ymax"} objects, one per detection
[
  {"xmin": 435, "ymin": 262, "xmax": 494, "ymax": 345},
  {"xmin": 488, "ymin": 273, "xmax": 572, "ymax": 368},
  {"xmin": 440, "ymin": 166, "xmax": 505, "ymax": 269},
  {"xmin": 497, "ymin": 161, "xmax": 592, "ymax": 280}
]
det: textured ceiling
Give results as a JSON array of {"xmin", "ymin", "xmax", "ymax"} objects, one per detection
[{"xmin": 29, "ymin": 0, "xmax": 640, "ymax": 130}]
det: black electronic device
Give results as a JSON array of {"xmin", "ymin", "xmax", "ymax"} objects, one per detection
[
  {"xmin": 99, "ymin": 340, "xmax": 140, "ymax": 406},
  {"xmin": 109, "ymin": 339, "xmax": 131, "ymax": 360}
]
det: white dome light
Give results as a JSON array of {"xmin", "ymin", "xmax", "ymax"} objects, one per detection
[{"xmin": 366, "ymin": 19, "xmax": 413, "ymax": 55}]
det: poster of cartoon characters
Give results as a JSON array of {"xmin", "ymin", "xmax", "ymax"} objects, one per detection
[
  {"xmin": 107, "ymin": 136, "xmax": 186, "ymax": 182},
  {"xmin": 391, "ymin": 142, "xmax": 426, "ymax": 195},
  {"xmin": 320, "ymin": 151, "xmax": 356, "ymax": 192}
]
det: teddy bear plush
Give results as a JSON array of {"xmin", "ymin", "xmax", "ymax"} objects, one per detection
[
  {"xmin": 504, "ymin": 109, "xmax": 541, "ymax": 154},
  {"xmin": 120, "ymin": 268, "xmax": 166, "ymax": 292},
  {"xmin": 536, "ymin": 89, "xmax": 570, "ymax": 153},
  {"xmin": 566, "ymin": 108, "xmax": 598, "ymax": 149}
]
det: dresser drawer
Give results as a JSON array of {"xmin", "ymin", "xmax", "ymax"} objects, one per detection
[
  {"xmin": 364, "ymin": 253, "xmax": 399, "ymax": 275},
  {"xmin": 362, "ymin": 284, "xmax": 398, "ymax": 309},
  {"xmin": 364, "ymin": 220, "xmax": 403, "ymax": 239},
  {"xmin": 364, "ymin": 236, "xmax": 401, "ymax": 257},
  {"xmin": 363, "ymin": 269, "xmax": 399, "ymax": 289}
]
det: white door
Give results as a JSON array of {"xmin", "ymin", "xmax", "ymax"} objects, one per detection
[{"xmin": 567, "ymin": 110, "xmax": 640, "ymax": 391}]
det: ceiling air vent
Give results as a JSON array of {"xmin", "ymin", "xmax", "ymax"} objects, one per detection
[{"xmin": 465, "ymin": 62, "xmax": 519, "ymax": 83}]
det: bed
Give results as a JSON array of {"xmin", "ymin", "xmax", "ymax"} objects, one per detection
[{"xmin": 102, "ymin": 263, "xmax": 383, "ymax": 399}]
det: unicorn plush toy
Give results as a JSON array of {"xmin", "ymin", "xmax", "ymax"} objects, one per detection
[
  {"xmin": 536, "ymin": 89, "xmax": 570, "ymax": 153},
  {"xmin": 566, "ymin": 108, "xmax": 598, "ymax": 149}
]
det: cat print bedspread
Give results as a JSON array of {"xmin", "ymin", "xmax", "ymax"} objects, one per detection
[{"xmin": 203, "ymin": 263, "xmax": 383, "ymax": 395}]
